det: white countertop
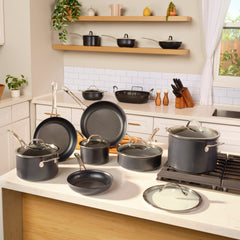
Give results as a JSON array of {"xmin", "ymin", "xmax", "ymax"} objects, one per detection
[
  {"xmin": 1, "ymin": 150, "xmax": 240, "ymax": 239},
  {"xmin": 0, "ymin": 95, "xmax": 32, "ymax": 109},
  {"xmin": 32, "ymin": 90, "xmax": 240, "ymax": 126}
]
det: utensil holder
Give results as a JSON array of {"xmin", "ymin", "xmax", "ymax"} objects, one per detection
[
  {"xmin": 181, "ymin": 87, "xmax": 194, "ymax": 107},
  {"xmin": 175, "ymin": 97, "xmax": 187, "ymax": 109},
  {"xmin": 109, "ymin": 4, "xmax": 123, "ymax": 16}
]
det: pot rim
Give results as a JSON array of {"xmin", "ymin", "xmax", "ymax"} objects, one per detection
[
  {"xmin": 16, "ymin": 148, "xmax": 59, "ymax": 159},
  {"xmin": 80, "ymin": 140, "xmax": 110, "ymax": 149}
]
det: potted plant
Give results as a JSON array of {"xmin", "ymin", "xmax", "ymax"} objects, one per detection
[
  {"xmin": 52, "ymin": 0, "xmax": 82, "ymax": 44},
  {"xmin": 166, "ymin": 2, "xmax": 176, "ymax": 21},
  {"xmin": 5, "ymin": 74, "xmax": 27, "ymax": 98}
]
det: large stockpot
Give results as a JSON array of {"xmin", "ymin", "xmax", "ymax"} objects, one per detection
[
  {"xmin": 9, "ymin": 130, "xmax": 59, "ymax": 181},
  {"xmin": 79, "ymin": 134, "xmax": 110, "ymax": 165},
  {"xmin": 167, "ymin": 120, "xmax": 222, "ymax": 174}
]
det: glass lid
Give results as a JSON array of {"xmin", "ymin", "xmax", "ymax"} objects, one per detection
[{"xmin": 143, "ymin": 183, "xmax": 202, "ymax": 212}]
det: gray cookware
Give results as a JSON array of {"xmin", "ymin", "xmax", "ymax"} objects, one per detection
[
  {"xmin": 113, "ymin": 86, "xmax": 154, "ymax": 104},
  {"xmin": 167, "ymin": 120, "xmax": 223, "ymax": 174},
  {"xmin": 117, "ymin": 128, "xmax": 163, "ymax": 171},
  {"xmin": 82, "ymin": 85, "xmax": 103, "ymax": 100},
  {"xmin": 9, "ymin": 130, "xmax": 59, "ymax": 181},
  {"xmin": 63, "ymin": 86, "xmax": 127, "ymax": 146},
  {"xmin": 70, "ymin": 31, "xmax": 100, "ymax": 46},
  {"xmin": 67, "ymin": 153, "xmax": 113, "ymax": 195},
  {"xmin": 34, "ymin": 83, "xmax": 77, "ymax": 162},
  {"xmin": 79, "ymin": 133, "xmax": 110, "ymax": 165},
  {"xmin": 102, "ymin": 34, "xmax": 135, "ymax": 48}
]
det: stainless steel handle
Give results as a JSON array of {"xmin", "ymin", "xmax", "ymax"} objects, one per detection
[
  {"xmin": 39, "ymin": 157, "xmax": 58, "ymax": 168},
  {"xmin": 204, "ymin": 142, "xmax": 224, "ymax": 152},
  {"xmin": 74, "ymin": 153, "xmax": 86, "ymax": 171},
  {"xmin": 51, "ymin": 82, "xmax": 58, "ymax": 116},
  {"xmin": 128, "ymin": 122, "xmax": 141, "ymax": 126},
  {"xmin": 8, "ymin": 130, "xmax": 27, "ymax": 147},
  {"xmin": 148, "ymin": 128, "xmax": 159, "ymax": 142},
  {"xmin": 142, "ymin": 37, "xmax": 158, "ymax": 44},
  {"xmin": 186, "ymin": 120, "xmax": 203, "ymax": 132}
]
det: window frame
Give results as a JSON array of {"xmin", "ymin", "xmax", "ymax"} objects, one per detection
[{"xmin": 213, "ymin": 22, "xmax": 240, "ymax": 88}]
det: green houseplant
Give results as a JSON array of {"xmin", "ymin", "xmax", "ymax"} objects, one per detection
[
  {"xmin": 166, "ymin": 2, "xmax": 176, "ymax": 21},
  {"xmin": 52, "ymin": 0, "xmax": 82, "ymax": 44},
  {"xmin": 5, "ymin": 74, "xmax": 27, "ymax": 98}
]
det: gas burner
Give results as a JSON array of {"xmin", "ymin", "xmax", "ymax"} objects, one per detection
[{"xmin": 157, "ymin": 153, "xmax": 240, "ymax": 194}]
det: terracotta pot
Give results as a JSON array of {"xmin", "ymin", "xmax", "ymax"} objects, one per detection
[{"xmin": 0, "ymin": 84, "xmax": 5, "ymax": 100}]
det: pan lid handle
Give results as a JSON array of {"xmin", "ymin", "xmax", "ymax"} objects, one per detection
[{"xmin": 74, "ymin": 153, "xmax": 86, "ymax": 171}]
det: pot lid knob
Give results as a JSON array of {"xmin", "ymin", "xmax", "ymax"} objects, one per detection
[
  {"xmin": 89, "ymin": 31, "xmax": 93, "ymax": 36},
  {"xmin": 168, "ymin": 35, "xmax": 173, "ymax": 41},
  {"xmin": 123, "ymin": 33, "xmax": 129, "ymax": 39}
]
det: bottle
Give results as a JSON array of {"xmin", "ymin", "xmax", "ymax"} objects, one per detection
[
  {"xmin": 163, "ymin": 89, "xmax": 169, "ymax": 106},
  {"xmin": 155, "ymin": 89, "xmax": 161, "ymax": 106}
]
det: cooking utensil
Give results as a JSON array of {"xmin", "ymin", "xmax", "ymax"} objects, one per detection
[
  {"xmin": 34, "ymin": 83, "xmax": 77, "ymax": 162},
  {"xmin": 9, "ymin": 130, "xmax": 59, "ymax": 181},
  {"xmin": 143, "ymin": 183, "xmax": 202, "ymax": 212},
  {"xmin": 102, "ymin": 34, "xmax": 135, "ymax": 48},
  {"xmin": 143, "ymin": 35, "xmax": 182, "ymax": 49},
  {"xmin": 63, "ymin": 87, "xmax": 127, "ymax": 146},
  {"xmin": 167, "ymin": 120, "xmax": 223, "ymax": 174},
  {"xmin": 82, "ymin": 85, "xmax": 103, "ymax": 100},
  {"xmin": 113, "ymin": 86, "xmax": 153, "ymax": 104},
  {"xmin": 79, "ymin": 134, "xmax": 110, "ymax": 165},
  {"xmin": 117, "ymin": 128, "xmax": 163, "ymax": 171},
  {"xmin": 67, "ymin": 153, "xmax": 113, "ymax": 195},
  {"xmin": 83, "ymin": 31, "xmax": 100, "ymax": 46}
]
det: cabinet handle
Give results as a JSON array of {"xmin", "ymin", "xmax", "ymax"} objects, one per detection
[
  {"xmin": 44, "ymin": 112, "xmax": 60, "ymax": 117},
  {"xmin": 128, "ymin": 122, "xmax": 141, "ymax": 126}
]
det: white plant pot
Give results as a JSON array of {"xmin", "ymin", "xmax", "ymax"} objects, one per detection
[{"xmin": 10, "ymin": 89, "xmax": 20, "ymax": 98}]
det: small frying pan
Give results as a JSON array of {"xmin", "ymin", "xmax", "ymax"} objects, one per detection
[
  {"xmin": 34, "ymin": 83, "xmax": 77, "ymax": 162},
  {"xmin": 63, "ymin": 87, "xmax": 127, "ymax": 146},
  {"xmin": 67, "ymin": 153, "xmax": 113, "ymax": 195}
]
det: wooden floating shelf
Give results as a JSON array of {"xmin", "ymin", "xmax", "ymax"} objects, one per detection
[
  {"xmin": 71, "ymin": 16, "xmax": 192, "ymax": 22},
  {"xmin": 52, "ymin": 45, "xmax": 190, "ymax": 56}
]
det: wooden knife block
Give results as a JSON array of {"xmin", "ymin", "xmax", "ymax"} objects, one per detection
[{"xmin": 175, "ymin": 87, "xmax": 194, "ymax": 109}]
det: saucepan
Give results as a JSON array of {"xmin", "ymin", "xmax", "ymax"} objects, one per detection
[
  {"xmin": 102, "ymin": 34, "xmax": 136, "ymax": 47},
  {"xmin": 70, "ymin": 31, "xmax": 100, "ymax": 46},
  {"xmin": 67, "ymin": 153, "xmax": 113, "ymax": 195},
  {"xmin": 81, "ymin": 85, "xmax": 104, "ymax": 100},
  {"xmin": 143, "ymin": 35, "xmax": 182, "ymax": 49}
]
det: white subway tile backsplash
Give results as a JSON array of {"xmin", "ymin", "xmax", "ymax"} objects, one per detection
[{"xmin": 64, "ymin": 66, "xmax": 240, "ymax": 106}]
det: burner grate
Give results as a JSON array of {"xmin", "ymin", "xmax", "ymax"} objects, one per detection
[{"xmin": 157, "ymin": 153, "xmax": 240, "ymax": 194}]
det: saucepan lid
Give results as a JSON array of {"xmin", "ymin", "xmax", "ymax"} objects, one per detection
[{"xmin": 143, "ymin": 183, "xmax": 202, "ymax": 212}]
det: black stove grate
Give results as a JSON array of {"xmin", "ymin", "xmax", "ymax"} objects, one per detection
[{"xmin": 157, "ymin": 153, "xmax": 240, "ymax": 193}]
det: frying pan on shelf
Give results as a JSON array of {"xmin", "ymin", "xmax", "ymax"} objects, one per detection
[
  {"xmin": 63, "ymin": 87, "xmax": 127, "ymax": 147},
  {"xmin": 34, "ymin": 83, "xmax": 77, "ymax": 162}
]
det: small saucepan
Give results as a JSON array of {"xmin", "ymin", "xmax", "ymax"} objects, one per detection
[
  {"xmin": 102, "ymin": 34, "xmax": 135, "ymax": 48},
  {"xmin": 70, "ymin": 31, "xmax": 100, "ymax": 46},
  {"xmin": 67, "ymin": 153, "xmax": 113, "ymax": 195},
  {"xmin": 143, "ymin": 35, "xmax": 182, "ymax": 49},
  {"xmin": 81, "ymin": 85, "xmax": 104, "ymax": 100}
]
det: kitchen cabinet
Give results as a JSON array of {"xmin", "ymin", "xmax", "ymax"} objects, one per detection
[
  {"xmin": 53, "ymin": 16, "xmax": 191, "ymax": 55},
  {"xmin": 0, "ymin": 101, "xmax": 30, "ymax": 175}
]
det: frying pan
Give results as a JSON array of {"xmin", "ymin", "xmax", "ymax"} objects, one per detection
[
  {"xmin": 67, "ymin": 153, "xmax": 113, "ymax": 195},
  {"xmin": 63, "ymin": 87, "xmax": 127, "ymax": 147},
  {"xmin": 102, "ymin": 34, "xmax": 135, "ymax": 48},
  {"xmin": 34, "ymin": 83, "xmax": 77, "ymax": 162},
  {"xmin": 143, "ymin": 36, "xmax": 182, "ymax": 49}
]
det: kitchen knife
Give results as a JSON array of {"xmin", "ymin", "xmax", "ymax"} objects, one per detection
[
  {"xmin": 177, "ymin": 79, "xmax": 184, "ymax": 89},
  {"xmin": 173, "ymin": 79, "xmax": 182, "ymax": 91},
  {"xmin": 171, "ymin": 84, "xmax": 179, "ymax": 93}
]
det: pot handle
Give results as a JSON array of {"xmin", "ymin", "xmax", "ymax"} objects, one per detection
[
  {"xmin": 69, "ymin": 32, "xmax": 83, "ymax": 38},
  {"xmin": 8, "ymin": 130, "xmax": 27, "ymax": 147},
  {"xmin": 148, "ymin": 128, "xmax": 159, "ymax": 142},
  {"xmin": 74, "ymin": 153, "xmax": 87, "ymax": 171},
  {"xmin": 186, "ymin": 120, "xmax": 203, "ymax": 132},
  {"xmin": 39, "ymin": 157, "xmax": 58, "ymax": 168},
  {"xmin": 142, "ymin": 37, "xmax": 159, "ymax": 44},
  {"xmin": 62, "ymin": 86, "xmax": 87, "ymax": 110},
  {"xmin": 51, "ymin": 82, "xmax": 58, "ymax": 117},
  {"xmin": 101, "ymin": 34, "xmax": 117, "ymax": 40},
  {"xmin": 113, "ymin": 85, "xmax": 118, "ymax": 93},
  {"xmin": 87, "ymin": 134, "xmax": 105, "ymax": 143},
  {"xmin": 204, "ymin": 142, "xmax": 224, "ymax": 152}
]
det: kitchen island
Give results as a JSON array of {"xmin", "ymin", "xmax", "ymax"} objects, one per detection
[{"xmin": 0, "ymin": 152, "xmax": 240, "ymax": 240}]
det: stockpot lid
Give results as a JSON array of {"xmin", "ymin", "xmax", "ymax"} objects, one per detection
[
  {"xmin": 167, "ymin": 120, "xmax": 220, "ymax": 140},
  {"xmin": 143, "ymin": 183, "xmax": 202, "ymax": 212},
  {"xmin": 17, "ymin": 139, "xmax": 58, "ymax": 157}
]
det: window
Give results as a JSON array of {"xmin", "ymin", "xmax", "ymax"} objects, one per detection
[{"xmin": 214, "ymin": 0, "xmax": 240, "ymax": 88}]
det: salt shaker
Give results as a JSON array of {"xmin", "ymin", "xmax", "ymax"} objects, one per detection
[
  {"xmin": 163, "ymin": 89, "xmax": 169, "ymax": 106},
  {"xmin": 155, "ymin": 89, "xmax": 161, "ymax": 106}
]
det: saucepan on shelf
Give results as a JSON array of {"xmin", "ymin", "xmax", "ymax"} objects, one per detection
[
  {"xmin": 70, "ymin": 31, "xmax": 100, "ymax": 46},
  {"xmin": 102, "ymin": 34, "xmax": 136, "ymax": 48},
  {"xmin": 143, "ymin": 35, "xmax": 182, "ymax": 49}
]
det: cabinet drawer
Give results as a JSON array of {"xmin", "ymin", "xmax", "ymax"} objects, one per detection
[
  {"xmin": 154, "ymin": 118, "xmax": 188, "ymax": 137},
  {"xmin": 127, "ymin": 114, "xmax": 153, "ymax": 134},
  {"xmin": 12, "ymin": 101, "xmax": 29, "ymax": 122},
  {"xmin": 72, "ymin": 108, "xmax": 84, "ymax": 128},
  {"xmin": 36, "ymin": 104, "xmax": 72, "ymax": 122},
  {"xmin": 0, "ymin": 107, "xmax": 11, "ymax": 127}
]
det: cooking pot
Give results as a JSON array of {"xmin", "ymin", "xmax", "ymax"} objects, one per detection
[
  {"xmin": 82, "ymin": 85, "xmax": 103, "ymax": 100},
  {"xmin": 102, "ymin": 34, "xmax": 135, "ymax": 48},
  {"xmin": 167, "ymin": 120, "xmax": 223, "ymax": 174},
  {"xmin": 83, "ymin": 31, "xmax": 100, "ymax": 46},
  {"xmin": 143, "ymin": 35, "xmax": 182, "ymax": 49},
  {"xmin": 113, "ymin": 86, "xmax": 153, "ymax": 104},
  {"xmin": 9, "ymin": 130, "xmax": 59, "ymax": 181},
  {"xmin": 79, "ymin": 134, "xmax": 110, "ymax": 165},
  {"xmin": 117, "ymin": 129, "xmax": 162, "ymax": 171}
]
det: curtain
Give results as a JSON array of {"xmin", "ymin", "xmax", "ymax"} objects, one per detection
[{"xmin": 200, "ymin": 0, "xmax": 231, "ymax": 105}]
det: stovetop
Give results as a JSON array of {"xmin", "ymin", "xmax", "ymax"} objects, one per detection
[{"xmin": 157, "ymin": 153, "xmax": 240, "ymax": 194}]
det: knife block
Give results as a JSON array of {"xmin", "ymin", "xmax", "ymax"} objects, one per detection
[
  {"xmin": 181, "ymin": 87, "xmax": 194, "ymax": 108},
  {"xmin": 175, "ymin": 97, "xmax": 187, "ymax": 109}
]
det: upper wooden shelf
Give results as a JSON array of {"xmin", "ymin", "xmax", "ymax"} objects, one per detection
[
  {"xmin": 71, "ymin": 16, "xmax": 192, "ymax": 22},
  {"xmin": 52, "ymin": 45, "xmax": 190, "ymax": 56}
]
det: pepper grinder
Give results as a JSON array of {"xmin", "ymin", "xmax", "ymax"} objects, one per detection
[
  {"xmin": 155, "ymin": 89, "xmax": 161, "ymax": 106},
  {"xmin": 163, "ymin": 89, "xmax": 169, "ymax": 106}
]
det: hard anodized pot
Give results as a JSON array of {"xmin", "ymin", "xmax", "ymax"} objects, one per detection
[
  {"xmin": 83, "ymin": 31, "xmax": 100, "ymax": 46},
  {"xmin": 80, "ymin": 135, "xmax": 110, "ymax": 165},
  {"xmin": 82, "ymin": 85, "xmax": 103, "ymax": 100},
  {"xmin": 167, "ymin": 120, "xmax": 221, "ymax": 174}
]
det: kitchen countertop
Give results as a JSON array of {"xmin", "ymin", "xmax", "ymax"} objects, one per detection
[
  {"xmin": 0, "ymin": 150, "xmax": 240, "ymax": 239},
  {"xmin": 0, "ymin": 95, "xmax": 32, "ymax": 109},
  {"xmin": 32, "ymin": 90, "xmax": 240, "ymax": 126}
]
